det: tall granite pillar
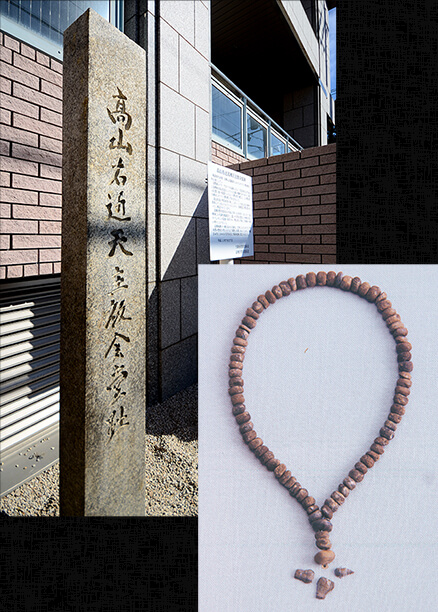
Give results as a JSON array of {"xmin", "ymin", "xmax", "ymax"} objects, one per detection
[{"xmin": 60, "ymin": 10, "xmax": 146, "ymax": 516}]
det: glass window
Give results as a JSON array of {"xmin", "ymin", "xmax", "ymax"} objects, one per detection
[
  {"xmin": 247, "ymin": 114, "xmax": 267, "ymax": 159},
  {"xmin": 212, "ymin": 84, "xmax": 242, "ymax": 151},
  {"xmin": 271, "ymin": 132, "xmax": 285, "ymax": 156}
]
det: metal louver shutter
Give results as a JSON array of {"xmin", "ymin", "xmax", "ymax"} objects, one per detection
[{"xmin": 0, "ymin": 276, "xmax": 60, "ymax": 456}]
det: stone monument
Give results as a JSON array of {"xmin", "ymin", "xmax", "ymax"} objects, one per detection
[{"xmin": 60, "ymin": 10, "xmax": 146, "ymax": 515}]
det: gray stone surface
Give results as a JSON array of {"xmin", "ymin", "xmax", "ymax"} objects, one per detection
[
  {"xmin": 160, "ymin": 84, "xmax": 195, "ymax": 158},
  {"xmin": 160, "ymin": 0, "xmax": 195, "ymax": 46},
  {"xmin": 61, "ymin": 9, "xmax": 146, "ymax": 516},
  {"xmin": 160, "ymin": 18, "xmax": 179, "ymax": 90},
  {"xmin": 179, "ymin": 38, "xmax": 210, "ymax": 111},
  {"xmin": 160, "ymin": 149, "xmax": 180, "ymax": 215},
  {"xmin": 195, "ymin": 106, "xmax": 211, "ymax": 163},
  {"xmin": 195, "ymin": 1, "xmax": 210, "ymax": 60},
  {"xmin": 160, "ymin": 278, "xmax": 181, "ymax": 348},
  {"xmin": 180, "ymin": 156, "xmax": 208, "ymax": 217},
  {"xmin": 160, "ymin": 214, "xmax": 197, "ymax": 280},
  {"xmin": 161, "ymin": 336, "xmax": 197, "ymax": 400}
]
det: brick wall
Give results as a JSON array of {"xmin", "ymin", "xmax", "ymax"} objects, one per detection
[
  {"xmin": 0, "ymin": 32, "xmax": 62, "ymax": 280},
  {"xmin": 229, "ymin": 143, "xmax": 336, "ymax": 264},
  {"xmin": 211, "ymin": 140, "xmax": 246, "ymax": 167}
]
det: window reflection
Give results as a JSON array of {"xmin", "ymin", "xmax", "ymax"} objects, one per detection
[
  {"xmin": 212, "ymin": 85, "xmax": 242, "ymax": 150},
  {"xmin": 247, "ymin": 115, "xmax": 267, "ymax": 159}
]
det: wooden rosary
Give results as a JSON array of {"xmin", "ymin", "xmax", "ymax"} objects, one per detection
[{"xmin": 228, "ymin": 271, "xmax": 412, "ymax": 597}]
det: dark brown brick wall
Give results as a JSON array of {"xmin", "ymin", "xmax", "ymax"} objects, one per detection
[
  {"xmin": 228, "ymin": 144, "xmax": 336, "ymax": 264},
  {"xmin": 211, "ymin": 140, "xmax": 246, "ymax": 167},
  {"xmin": 0, "ymin": 32, "xmax": 62, "ymax": 279}
]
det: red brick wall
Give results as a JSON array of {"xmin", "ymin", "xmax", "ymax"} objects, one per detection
[
  {"xmin": 229, "ymin": 144, "xmax": 336, "ymax": 264},
  {"xmin": 0, "ymin": 32, "xmax": 62, "ymax": 280},
  {"xmin": 211, "ymin": 140, "xmax": 246, "ymax": 167}
]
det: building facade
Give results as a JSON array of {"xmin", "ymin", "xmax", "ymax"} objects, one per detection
[{"xmin": 0, "ymin": 0, "xmax": 335, "ymax": 494}]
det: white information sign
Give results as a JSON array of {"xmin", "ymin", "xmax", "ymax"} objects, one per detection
[{"xmin": 208, "ymin": 161, "xmax": 254, "ymax": 261}]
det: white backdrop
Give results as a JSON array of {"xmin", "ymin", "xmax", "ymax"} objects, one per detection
[{"xmin": 198, "ymin": 264, "xmax": 438, "ymax": 612}]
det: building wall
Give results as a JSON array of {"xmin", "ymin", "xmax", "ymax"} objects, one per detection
[
  {"xmin": 211, "ymin": 141, "xmax": 246, "ymax": 167},
  {"xmin": 0, "ymin": 32, "xmax": 63, "ymax": 280},
  {"xmin": 230, "ymin": 143, "xmax": 336, "ymax": 264}
]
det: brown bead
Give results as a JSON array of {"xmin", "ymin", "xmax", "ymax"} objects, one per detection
[
  {"xmin": 394, "ymin": 393, "xmax": 409, "ymax": 405},
  {"xmin": 334, "ymin": 568, "xmax": 354, "ymax": 578},
  {"xmin": 338, "ymin": 484, "xmax": 350, "ymax": 497},
  {"xmin": 358, "ymin": 281, "xmax": 371, "ymax": 297},
  {"xmin": 365, "ymin": 285, "xmax": 381, "ymax": 302},
  {"xmin": 395, "ymin": 386, "xmax": 410, "ymax": 398},
  {"xmin": 308, "ymin": 510, "xmax": 323, "ymax": 522},
  {"xmin": 231, "ymin": 394, "xmax": 245, "ymax": 406},
  {"xmin": 251, "ymin": 301, "xmax": 264, "ymax": 314},
  {"xmin": 229, "ymin": 369, "xmax": 243, "ymax": 378},
  {"xmin": 296, "ymin": 274, "xmax": 307, "ymax": 289},
  {"xmin": 399, "ymin": 361, "xmax": 413, "ymax": 372},
  {"xmin": 331, "ymin": 490, "xmax": 345, "ymax": 505},
  {"xmin": 241, "ymin": 316, "xmax": 256, "ymax": 329},
  {"xmin": 326, "ymin": 271, "xmax": 336, "ymax": 286},
  {"xmin": 229, "ymin": 361, "xmax": 243, "ymax": 370},
  {"xmin": 242, "ymin": 430, "xmax": 257, "ymax": 443},
  {"xmin": 257, "ymin": 294, "xmax": 270, "ymax": 308},
  {"xmin": 394, "ymin": 334, "xmax": 410, "ymax": 345},
  {"xmin": 388, "ymin": 320, "xmax": 405, "ymax": 334},
  {"xmin": 231, "ymin": 342, "xmax": 246, "ymax": 353},
  {"xmin": 314, "ymin": 551, "xmax": 335, "ymax": 568},
  {"xmin": 396, "ymin": 341, "xmax": 412, "ymax": 353},
  {"xmin": 294, "ymin": 569, "xmax": 315, "ymax": 584},
  {"xmin": 272, "ymin": 285, "xmax": 283, "ymax": 299},
  {"xmin": 324, "ymin": 497, "xmax": 339, "ymax": 512},
  {"xmin": 235, "ymin": 328, "xmax": 249, "ymax": 340},
  {"xmin": 375, "ymin": 291, "xmax": 387, "ymax": 303},
  {"xmin": 233, "ymin": 336, "xmax": 248, "ymax": 347},
  {"xmin": 350, "ymin": 276, "xmax": 361, "ymax": 293},
  {"xmin": 355, "ymin": 461, "xmax": 368, "ymax": 474},
  {"xmin": 343, "ymin": 476, "xmax": 356, "ymax": 490},
  {"xmin": 278, "ymin": 469, "xmax": 292, "ymax": 484},
  {"xmin": 399, "ymin": 370, "xmax": 412, "ymax": 380},
  {"xmin": 296, "ymin": 488, "xmax": 309, "ymax": 502},
  {"xmin": 397, "ymin": 352, "xmax": 412, "ymax": 363},
  {"xmin": 249, "ymin": 438, "xmax": 263, "ymax": 451},
  {"xmin": 375, "ymin": 436, "xmax": 389, "ymax": 446},
  {"xmin": 315, "ymin": 530, "xmax": 331, "ymax": 541},
  {"xmin": 239, "ymin": 323, "xmax": 252, "ymax": 334},
  {"xmin": 235, "ymin": 411, "xmax": 251, "ymax": 424},
  {"xmin": 287, "ymin": 277, "xmax": 297, "ymax": 291},
  {"xmin": 391, "ymin": 404, "xmax": 406, "ymax": 415},
  {"xmin": 366, "ymin": 450, "xmax": 381, "ymax": 461},
  {"xmin": 380, "ymin": 427, "xmax": 395, "ymax": 440},
  {"xmin": 266, "ymin": 457, "xmax": 280, "ymax": 471},
  {"xmin": 239, "ymin": 421, "xmax": 253, "ymax": 433},
  {"xmin": 311, "ymin": 518, "xmax": 333, "ymax": 532},
  {"xmin": 232, "ymin": 404, "xmax": 246, "ymax": 416},
  {"xmin": 265, "ymin": 290, "xmax": 276, "ymax": 304},
  {"xmin": 289, "ymin": 482, "xmax": 302, "ymax": 496},
  {"xmin": 334, "ymin": 271, "xmax": 344, "ymax": 287},
  {"xmin": 388, "ymin": 412, "xmax": 403, "ymax": 424},
  {"xmin": 306, "ymin": 504, "xmax": 319, "ymax": 515},
  {"xmin": 381, "ymin": 307, "xmax": 397, "ymax": 320},
  {"xmin": 316, "ymin": 539, "xmax": 332, "ymax": 550},
  {"xmin": 229, "ymin": 386, "xmax": 244, "ymax": 396},
  {"xmin": 349, "ymin": 469, "xmax": 364, "ymax": 482},
  {"xmin": 321, "ymin": 505, "xmax": 334, "ymax": 519},
  {"xmin": 279, "ymin": 281, "xmax": 292, "ymax": 296},
  {"xmin": 274, "ymin": 463, "xmax": 287, "ymax": 478},
  {"xmin": 316, "ymin": 576, "xmax": 335, "ymax": 599},
  {"xmin": 230, "ymin": 353, "xmax": 244, "ymax": 363},
  {"xmin": 377, "ymin": 299, "xmax": 392, "ymax": 312},
  {"xmin": 306, "ymin": 272, "xmax": 317, "ymax": 287},
  {"xmin": 384, "ymin": 419, "xmax": 397, "ymax": 431},
  {"xmin": 360, "ymin": 454, "xmax": 374, "ymax": 468},
  {"xmin": 370, "ymin": 443, "xmax": 385, "ymax": 455},
  {"xmin": 253, "ymin": 445, "xmax": 269, "ymax": 458},
  {"xmin": 386, "ymin": 314, "xmax": 401, "ymax": 326},
  {"xmin": 229, "ymin": 377, "xmax": 244, "ymax": 387},
  {"xmin": 283, "ymin": 475, "xmax": 297, "ymax": 489},
  {"xmin": 316, "ymin": 271, "xmax": 327, "ymax": 286},
  {"xmin": 301, "ymin": 496, "xmax": 316, "ymax": 510},
  {"xmin": 339, "ymin": 275, "xmax": 352, "ymax": 291},
  {"xmin": 393, "ymin": 327, "xmax": 409, "ymax": 337},
  {"xmin": 260, "ymin": 450, "xmax": 274, "ymax": 465}
]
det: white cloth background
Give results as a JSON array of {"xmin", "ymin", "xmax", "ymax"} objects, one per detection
[{"xmin": 198, "ymin": 264, "xmax": 438, "ymax": 612}]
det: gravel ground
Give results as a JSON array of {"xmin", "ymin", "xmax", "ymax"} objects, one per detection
[{"xmin": 0, "ymin": 384, "xmax": 198, "ymax": 517}]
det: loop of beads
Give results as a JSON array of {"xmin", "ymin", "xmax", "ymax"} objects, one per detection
[{"xmin": 228, "ymin": 271, "xmax": 412, "ymax": 567}]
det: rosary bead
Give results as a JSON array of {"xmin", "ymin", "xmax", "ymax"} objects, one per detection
[
  {"xmin": 399, "ymin": 371, "xmax": 412, "ymax": 380},
  {"xmin": 295, "ymin": 488, "xmax": 309, "ymax": 502},
  {"xmin": 287, "ymin": 277, "xmax": 297, "ymax": 291},
  {"xmin": 289, "ymin": 482, "xmax": 302, "ymax": 496},
  {"xmin": 354, "ymin": 461, "xmax": 368, "ymax": 474},
  {"xmin": 399, "ymin": 361, "xmax": 413, "ymax": 372},
  {"xmin": 350, "ymin": 276, "xmax": 361, "ymax": 293},
  {"xmin": 384, "ymin": 419, "xmax": 397, "ymax": 431},
  {"xmin": 375, "ymin": 291, "xmax": 387, "ymax": 303},
  {"xmin": 302, "ymin": 496, "xmax": 316, "ymax": 509},
  {"xmin": 366, "ymin": 450, "xmax": 381, "ymax": 462},
  {"xmin": 395, "ymin": 385, "xmax": 410, "ymax": 396},
  {"xmin": 316, "ymin": 539, "xmax": 332, "ymax": 551},
  {"xmin": 365, "ymin": 286, "xmax": 381, "ymax": 302},
  {"xmin": 229, "ymin": 377, "xmax": 244, "ymax": 387},
  {"xmin": 375, "ymin": 436, "xmax": 389, "ymax": 446},
  {"xmin": 239, "ymin": 421, "xmax": 253, "ymax": 433},
  {"xmin": 381, "ymin": 307, "xmax": 397, "ymax": 320},
  {"xmin": 315, "ymin": 530, "xmax": 330, "ymax": 541},
  {"xmin": 339, "ymin": 275, "xmax": 352, "ymax": 291},
  {"xmin": 338, "ymin": 484, "xmax": 350, "ymax": 497},
  {"xmin": 296, "ymin": 274, "xmax": 307, "ymax": 289},
  {"xmin": 385, "ymin": 314, "xmax": 401, "ymax": 326},
  {"xmin": 235, "ymin": 412, "xmax": 251, "ymax": 425},
  {"xmin": 266, "ymin": 457, "xmax": 280, "ymax": 471},
  {"xmin": 260, "ymin": 450, "xmax": 274, "ymax": 465},
  {"xmin": 279, "ymin": 281, "xmax": 292, "ymax": 296},
  {"xmin": 311, "ymin": 518, "xmax": 333, "ymax": 532},
  {"xmin": 233, "ymin": 337, "xmax": 248, "ymax": 347},
  {"xmin": 249, "ymin": 438, "xmax": 264, "ymax": 450},
  {"xmin": 242, "ymin": 316, "xmax": 257, "ymax": 329},
  {"xmin": 397, "ymin": 352, "xmax": 412, "ymax": 363},
  {"xmin": 376, "ymin": 299, "xmax": 392, "ymax": 312},
  {"xmin": 251, "ymin": 301, "xmax": 264, "ymax": 314},
  {"xmin": 274, "ymin": 463, "xmax": 287, "ymax": 478},
  {"xmin": 320, "ymin": 505, "xmax": 334, "ymax": 519},
  {"xmin": 396, "ymin": 340, "xmax": 412, "ymax": 353},
  {"xmin": 231, "ymin": 394, "xmax": 245, "ymax": 406},
  {"xmin": 239, "ymin": 323, "xmax": 252, "ymax": 334},
  {"xmin": 380, "ymin": 427, "xmax": 395, "ymax": 441},
  {"xmin": 394, "ymin": 327, "xmax": 409, "ymax": 337},
  {"xmin": 343, "ymin": 476, "xmax": 356, "ymax": 490},
  {"xmin": 394, "ymin": 393, "xmax": 409, "ymax": 405},
  {"xmin": 334, "ymin": 271, "xmax": 344, "ymax": 287},
  {"xmin": 324, "ymin": 497, "xmax": 339, "ymax": 512},
  {"xmin": 370, "ymin": 443, "xmax": 385, "ymax": 455},
  {"xmin": 229, "ymin": 361, "xmax": 243, "ymax": 370},
  {"xmin": 229, "ymin": 368, "xmax": 243, "ymax": 378},
  {"xmin": 314, "ymin": 550, "xmax": 335, "ymax": 567},
  {"xmin": 257, "ymin": 294, "xmax": 270, "ymax": 309},
  {"xmin": 308, "ymin": 509, "xmax": 323, "ymax": 522},
  {"xmin": 349, "ymin": 469, "xmax": 364, "ymax": 482},
  {"xmin": 357, "ymin": 281, "xmax": 371, "ymax": 297},
  {"xmin": 245, "ymin": 307, "xmax": 259, "ymax": 320},
  {"xmin": 316, "ymin": 271, "xmax": 327, "ymax": 285},
  {"xmin": 306, "ymin": 504, "xmax": 319, "ymax": 515},
  {"xmin": 232, "ymin": 404, "xmax": 246, "ymax": 416},
  {"xmin": 235, "ymin": 328, "xmax": 249, "ymax": 340},
  {"xmin": 331, "ymin": 490, "xmax": 345, "ymax": 505},
  {"xmin": 230, "ymin": 353, "xmax": 244, "ymax": 363},
  {"xmin": 388, "ymin": 320, "xmax": 405, "ymax": 334},
  {"xmin": 388, "ymin": 412, "xmax": 403, "ymax": 424},
  {"xmin": 278, "ymin": 469, "xmax": 292, "ymax": 484},
  {"xmin": 272, "ymin": 285, "xmax": 283, "ymax": 299},
  {"xmin": 283, "ymin": 475, "xmax": 297, "ymax": 489},
  {"xmin": 253, "ymin": 445, "xmax": 269, "ymax": 458},
  {"xmin": 326, "ymin": 271, "xmax": 336, "ymax": 286},
  {"xmin": 242, "ymin": 430, "xmax": 257, "ymax": 443},
  {"xmin": 391, "ymin": 404, "xmax": 406, "ymax": 415},
  {"xmin": 360, "ymin": 454, "xmax": 375, "ymax": 468},
  {"xmin": 306, "ymin": 272, "xmax": 317, "ymax": 287},
  {"xmin": 229, "ymin": 386, "xmax": 244, "ymax": 396},
  {"xmin": 265, "ymin": 289, "xmax": 276, "ymax": 304},
  {"xmin": 294, "ymin": 569, "xmax": 315, "ymax": 584}
]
